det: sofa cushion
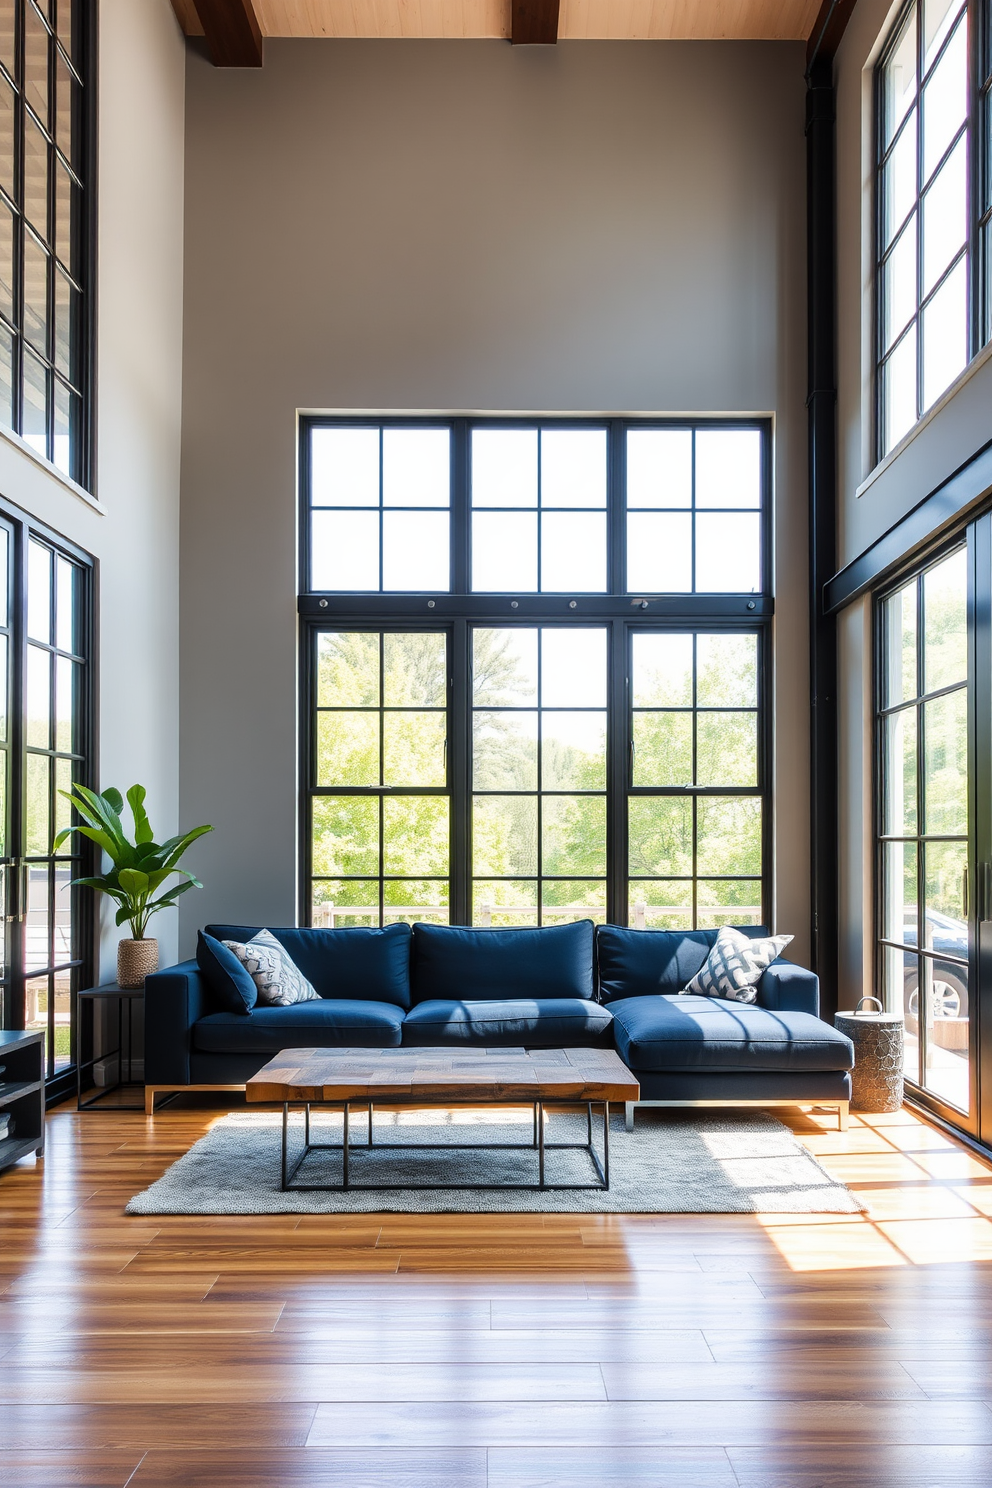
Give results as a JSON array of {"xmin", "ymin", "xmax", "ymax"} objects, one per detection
[
  {"xmin": 204, "ymin": 922, "xmax": 412, "ymax": 1009},
  {"xmin": 411, "ymin": 921, "xmax": 595, "ymax": 1004},
  {"xmin": 609, "ymin": 994, "xmax": 854, "ymax": 1073},
  {"xmin": 402, "ymin": 998, "xmax": 613, "ymax": 1048},
  {"xmin": 192, "ymin": 998, "xmax": 406, "ymax": 1054},
  {"xmin": 196, "ymin": 931, "xmax": 257, "ymax": 1014},
  {"xmin": 596, "ymin": 925, "xmax": 770, "ymax": 1003}
]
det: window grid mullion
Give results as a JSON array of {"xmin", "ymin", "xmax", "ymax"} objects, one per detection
[{"xmin": 302, "ymin": 419, "xmax": 771, "ymax": 932}]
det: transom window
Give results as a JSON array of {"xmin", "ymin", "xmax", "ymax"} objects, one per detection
[
  {"xmin": 300, "ymin": 416, "xmax": 772, "ymax": 930},
  {"xmin": 303, "ymin": 417, "xmax": 766, "ymax": 597},
  {"xmin": 876, "ymin": 0, "xmax": 991, "ymax": 457}
]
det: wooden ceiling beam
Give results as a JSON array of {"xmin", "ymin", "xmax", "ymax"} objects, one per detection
[
  {"xmin": 511, "ymin": 0, "xmax": 560, "ymax": 45},
  {"xmin": 169, "ymin": 0, "xmax": 204, "ymax": 36},
  {"xmin": 191, "ymin": 0, "xmax": 264, "ymax": 66}
]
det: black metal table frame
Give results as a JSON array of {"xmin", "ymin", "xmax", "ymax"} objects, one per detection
[
  {"xmin": 279, "ymin": 1098, "xmax": 611, "ymax": 1192},
  {"xmin": 77, "ymin": 989, "xmax": 145, "ymax": 1113}
]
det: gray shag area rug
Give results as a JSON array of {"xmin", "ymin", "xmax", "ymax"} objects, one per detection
[{"xmin": 126, "ymin": 1107, "xmax": 864, "ymax": 1215}]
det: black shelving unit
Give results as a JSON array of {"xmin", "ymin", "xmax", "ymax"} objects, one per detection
[{"xmin": 0, "ymin": 1029, "xmax": 45, "ymax": 1174}]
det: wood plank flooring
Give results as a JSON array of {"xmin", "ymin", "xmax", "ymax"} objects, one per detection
[{"xmin": 0, "ymin": 1098, "xmax": 991, "ymax": 1486}]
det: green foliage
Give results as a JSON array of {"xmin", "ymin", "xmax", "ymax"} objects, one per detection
[
  {"xmin": 311, "ymin": 627, "xmax": 766, "ymax": 928},
  {"xmin": 53, "ymin": 784, "xmax": 213, "ymax": 939}
]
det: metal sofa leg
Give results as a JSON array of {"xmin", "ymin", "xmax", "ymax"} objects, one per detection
[{"xmin": 625, "ymin": 1102, "xmax": 635, "ymax": 1133}]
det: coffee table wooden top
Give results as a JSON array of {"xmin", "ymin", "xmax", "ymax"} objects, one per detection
[{"xmin": 246, "ymin": 1046, "xmax": 639, "ymax": 1104}]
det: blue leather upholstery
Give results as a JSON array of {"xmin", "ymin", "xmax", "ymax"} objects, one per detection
[
  {"xmin": 205, "ymin": 922, "xmax": 412, "ymax": 1009},
  {"xmin": 609, "ymin": 994, "xmax": 854, "ymax": 1073},
  {"xmin": 411, "ymin": 921, "xmax": 595, "ymax": 1004},
  {"xmin": 596, "ymin": 925, "xmax": 769, "ymax": 1003},
  {"xmin": 193, "ymin": 998, "xmax": 405, "ymax": 1054},
  {"xmin": 402, "ymin": 998, "xmax": 613, "ymax": 1048}
]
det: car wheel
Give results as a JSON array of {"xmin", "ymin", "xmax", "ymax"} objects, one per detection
[{"xmin": 905, "ymin": 973, "xmax": 968, "ymax": 1021}]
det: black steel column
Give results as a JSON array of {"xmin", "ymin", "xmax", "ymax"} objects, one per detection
[{"xmin": 807, "ymin": 55, "xmax": 839, "ymax": 1016}]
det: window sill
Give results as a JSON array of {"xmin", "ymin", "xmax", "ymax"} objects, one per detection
[
  {"xmin": 857, "ymin": 338, "xmax": 992, "ymax": 501},
  {"xmin": 0, "ymin": 423, "xmax": 105, "ymax": 515}
]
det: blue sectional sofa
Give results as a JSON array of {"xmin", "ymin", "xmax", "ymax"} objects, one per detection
[{"xmin": 144, "ymin": 920, "xmax": 854, "ymax": 1127}]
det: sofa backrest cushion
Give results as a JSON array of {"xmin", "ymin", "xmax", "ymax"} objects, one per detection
[
  {"xmin": 197, "ymin": 931, "xmax": 258, "ymax": 1015},
  {"xmin": 203, "ymin": 922, "xmax": 413, "ymax": 1009},
  {"xmin": 411, "ymin": 921, "xmax": 595, "ymax": 1004},
  {"xmin": 596, "ymin": 925, "xmax": 770, "ymax": 1003}
]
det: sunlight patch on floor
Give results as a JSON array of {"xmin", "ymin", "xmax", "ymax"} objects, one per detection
[
  {"xmin": 757, "ymin": 1106, "xmax": 992, "ymax": 1270},
  {"xmin": 758, "ymin": 1216, "xmax": 909, "ymax": 1270}
]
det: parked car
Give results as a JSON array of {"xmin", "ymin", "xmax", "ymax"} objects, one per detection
[{"xmin": 902, "ymin": 908, "xmax": 968, "ymax": 1020}]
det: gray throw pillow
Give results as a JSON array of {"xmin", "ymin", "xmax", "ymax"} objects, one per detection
[
  {"xmin": 682, "ymin": 926, "xmax": 793, "ymax": 1004},
  {"xmin": 222, "ymin": 928, "xmax": 320, "ymax": 1007}
]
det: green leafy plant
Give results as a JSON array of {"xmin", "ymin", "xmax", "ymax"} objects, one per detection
[{"xmin": 54, "ymin": 784, "xmax": 213, "ymax": 939}]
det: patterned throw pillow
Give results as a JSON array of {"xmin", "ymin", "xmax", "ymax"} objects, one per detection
[
  {"xmin": 682, "ymin": 926, "xmax": 793, "ymax": 1004},
  {"xmin": 222, "ymin": 929, "xmax": 320, "ymax": 1007}
]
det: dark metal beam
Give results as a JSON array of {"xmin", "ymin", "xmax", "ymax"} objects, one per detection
[
  {"xmin": 511, "ymin": 0, "xmax": 560, "ymax": 45},
  {"xmin": 807, "ymin": 56, "xmax": 839, "ymax": 1016},
  {"xmin": 191, "ymin": 0, "xmax": 263, "ymax": 67},
  {"xmin": 806, "ymin": 0, "xmax": 859, "ymax": 70}
]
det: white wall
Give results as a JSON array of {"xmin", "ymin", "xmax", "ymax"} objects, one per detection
[
  {"xmin": 0, "ymin": 0, "xmax": 185, "ymax": 979},
  {"xmin": 177, "ymin": 39, "xmax": 811, "ymax": 959}
]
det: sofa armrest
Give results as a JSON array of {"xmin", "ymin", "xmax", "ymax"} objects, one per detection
[
  {"xmin": 144, "ymin": 960, "xmax": 211, "ymax": 1085},
  {"xmin": 757, "ymin": 961, "xmax": 820, "ymax": 1017}
]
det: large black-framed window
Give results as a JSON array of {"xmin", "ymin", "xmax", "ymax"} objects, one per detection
[
  {"xmin": 0, "ymin": 498, "xmax": 93, "ymax": 1098},
  {"xmin": 875, "ymin": 0, "xmax": 992, "ymax": 460},
  {"xmin": 300, "ymin": 416, "xmax": 773, "ymax": 931},
  {"xmin": 0, "ymin": 0, "xmax": 94, "ymax": 488}
]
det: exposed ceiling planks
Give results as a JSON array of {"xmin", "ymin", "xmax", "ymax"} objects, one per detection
[
  {"xmin": 171, "ymin": 1, "xmax": 826, "ymax": 41},
  {"xmin": 511, "ymin": 0, "xmax": 560, "ymax": 44}
]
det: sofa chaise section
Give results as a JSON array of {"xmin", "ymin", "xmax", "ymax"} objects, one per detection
[{"xmin": 596, "ymin": 927, "xmax": 854, "ymax": 1129}]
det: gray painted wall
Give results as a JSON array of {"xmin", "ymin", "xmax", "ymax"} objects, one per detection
[{"xmin": 178, "ymin": 38, "xmax": 812, "ymax": 960}]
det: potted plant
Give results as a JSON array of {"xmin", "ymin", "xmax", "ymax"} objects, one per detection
[{"xmin": 55, "ymin": 784, "xmax": 213, "ymax": 988}]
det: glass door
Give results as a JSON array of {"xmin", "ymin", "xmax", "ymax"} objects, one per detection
[
  {"xmin": 23, "ymin": 536, "xmax": 90, "ymax": 1082},
  {"xmin": 0, "ymin": 515, "xmax": 13, "ymax": 1031},
  {"xmin": 0, "ymin": 510, "xmax": 92, "ymax": 1096},
  {"xmin": 879, "ymin": 545, "xmax": 972, "ymax": 1122}
]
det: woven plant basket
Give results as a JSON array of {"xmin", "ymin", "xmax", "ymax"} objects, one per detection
[{"xmin": 118, "ymin": 938, "xmax": 159, "ymax": 988}]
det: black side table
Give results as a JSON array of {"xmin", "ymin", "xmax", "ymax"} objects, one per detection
[
  {"xmin": 77, "ymin": 984, "xmax": 145, "ymax": 1111},
  {"xmin": 0, "ymin": 1029, "xmax": 45, "ymax": 1172}
]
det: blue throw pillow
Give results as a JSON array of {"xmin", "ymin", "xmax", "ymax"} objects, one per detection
[{"xmin": 196, "ymin": 930, "xmax": 257, "ymax": 1014}]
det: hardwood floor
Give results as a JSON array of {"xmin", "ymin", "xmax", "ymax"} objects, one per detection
[{"xmin": 1, "ymin": 1098, "xmax": 991, "ymax": 1486}]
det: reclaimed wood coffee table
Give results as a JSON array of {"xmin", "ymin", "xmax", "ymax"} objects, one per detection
[{"xmin": 246, "ymin": 1046, "xmax": 639, "ymax": 1193}]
